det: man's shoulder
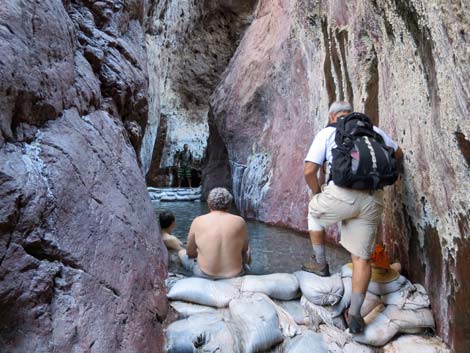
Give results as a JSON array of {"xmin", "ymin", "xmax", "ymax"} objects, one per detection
[
  {"xmin": 315, "ymin": 126, "xmax": 336, "ymax": 139},
  {"xmin": 320, "ymin": 125, "xmax": 337, "ymax": 134},
  {"xmin": 196, "ymin": 213, "xmax": 208, "ymax": 220},
  {"xmin": 191, "ymin": 214, "xmax": 205, "ymax": 224},
  {"xmin": 231, "ymin": 214, "xmax": 246, "ymax": 223}
]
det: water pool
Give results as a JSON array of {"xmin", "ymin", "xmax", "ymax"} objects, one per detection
[{"xmin": 153, "ymin": 200, "xmax": 350, "ymax": 275}]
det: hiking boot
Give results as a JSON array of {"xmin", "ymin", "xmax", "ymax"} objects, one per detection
[
  {"xmin": 347, "ymin": 314, "xmax": 365, "ymax": 334},
  {"xmin": 301, "ymin": 258, "xmax": 330, "ymax": 276}
]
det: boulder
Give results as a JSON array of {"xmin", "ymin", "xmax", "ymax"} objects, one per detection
[{"xmin": 0, "ymin": 1, "xmax": 167, "ymax": 352}]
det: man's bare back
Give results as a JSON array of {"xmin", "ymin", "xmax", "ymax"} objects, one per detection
[{"xmin": 186, "ymin": 210, "xmax": 249, "ymax": 278}]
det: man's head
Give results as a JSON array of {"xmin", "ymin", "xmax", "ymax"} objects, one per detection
[
  {"xmin": 159, "ymin": 210, "xmax": 175, "ymax": 230},
  {"xmin": 183, "ymin": 144, "xmax": 189, "ymax": 151},
  {"xmin": 328, "ymin": 101, "xmax": 352, "ymax": 123},
  {"xmin": 207, "ymin": 187, "xmax": 233, "ymax": 211}
]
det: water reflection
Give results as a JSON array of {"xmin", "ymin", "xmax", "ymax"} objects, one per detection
[{"xmin": 153, "ymin": 201, "xmax": 350, "ymax": 274}]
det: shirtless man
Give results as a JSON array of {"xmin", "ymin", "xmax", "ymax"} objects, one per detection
[{"xmin": 178, "ymin": 187, "xmax": 250, "ymax": 279}]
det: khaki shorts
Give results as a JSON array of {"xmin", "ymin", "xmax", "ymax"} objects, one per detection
[{"xmin": 307, "ymin": 184, "xmax": 384, "ymax": 259}]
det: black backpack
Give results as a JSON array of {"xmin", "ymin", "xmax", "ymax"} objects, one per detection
[{"xmin": 330, "ymin": 112, "xmax": 398, "ymax": 190}]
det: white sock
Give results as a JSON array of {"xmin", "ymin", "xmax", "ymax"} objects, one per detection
[
  {"xmin": 349, "ymin": 292, "xmax": 366, "ymax": 316},
  {"xmin": 312, "ymin": 244, "xmax": 326, "ymax": 265}
]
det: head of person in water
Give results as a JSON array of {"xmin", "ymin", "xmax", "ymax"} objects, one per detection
[
  {"xmin": 159, "ymin": 210, "xmax": 175, "ymax": 231},
  {"xmin": 207, "ymin": 187, "xmax": 233, "ymax": 211}
]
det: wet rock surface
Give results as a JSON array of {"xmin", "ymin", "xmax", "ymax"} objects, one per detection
[
  {"xmin": 204, "ymin": 0, "xmax": 470, "ymax": 351},
  {"xmin": 0, "ymin": 1, "xmax": 167, "ymax": 352},
  {"xmin": 143, "ymin": 0, "xmax": 257, "ymax": 186}
]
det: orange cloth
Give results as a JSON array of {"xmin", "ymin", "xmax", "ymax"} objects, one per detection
[{"xmin": 370, "ymin": 244, "xmax": 390, "ymax": 269}]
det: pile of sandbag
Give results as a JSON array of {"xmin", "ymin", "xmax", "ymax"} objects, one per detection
[
  {"xmin": 295, "ymin": 264, "xmax": 436, "ymax": 347},
  {"xmin": 165, "ymin": 268, "xmax": 445, "ymax": 352},
  {"xmin": 223, "ymin": 273, "xmax": 300, "ymax": 300},
  {"xmin": 148, "ymin": 186, "xmax": 201, "ymax": 202},
  {"xmin": 165, "ymin": 274, "xmax": 330, "ymax": 353}
]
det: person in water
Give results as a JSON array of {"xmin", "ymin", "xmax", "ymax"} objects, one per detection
[
  {"xmin": 178, "ymin": 187, "xmax": 251, "ymax": 279},
  {"xmin": 159, "ymin": 210, "xmax": 184, "ymax": 251}
]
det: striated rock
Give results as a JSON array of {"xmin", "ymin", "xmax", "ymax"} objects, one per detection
[
  {"xmin": 143, "ymin": 0, "xmax": 256, "ymax": 186},
  {"xmin": 0, "ymin": 1, "xmax": 167, "ymax": 352},
  {"xmin": 204, "ymin": 0, "xmax": 469, "ymax": 351},
  {"xmin": 207, "ymin": 0, "xmax": 326, "ymax": 227}
]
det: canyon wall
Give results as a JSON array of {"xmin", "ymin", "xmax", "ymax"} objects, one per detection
[
  {"xmin": 143, "ymin": 0, "xmax": 256, "ymax": 186},
  {"xmin": 205, "ymin": 0, "xmax": 469, "ymax": 352},
  {"xmin": 0, "ymin": 1, "xmax": 167, "ymax": 352}
]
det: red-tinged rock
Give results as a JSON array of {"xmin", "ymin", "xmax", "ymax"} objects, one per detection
[
  {"xmin": 205, "ymin": 1, "xmax": 469, "ymax": 351},
  {"xmin": 0, "ymin": 1, "xmax": 167, "ymax": 352}
]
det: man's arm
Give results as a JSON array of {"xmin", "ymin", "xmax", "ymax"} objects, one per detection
[
  {"xmin": 395, "ymin": 146, "xmax": 404, "ymax": 173},
  {"xmin": 186, "ymin": 221, "xmax": 197, "ymax": 258},
  {"xmin": 395, "ymin": 146, "xmax": 403, "ymax": 159},
  {"xmin": 304, "ymin": 162, "xmax": 322, "ymax": 195}
]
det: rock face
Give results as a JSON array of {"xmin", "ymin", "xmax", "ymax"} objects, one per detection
[
  {"xmin": 0, "ymin": 1, "xmax": 167, "ymax": 352},
  {"xmin": 204, "ymin": 1, "xmax": 469, "ymax": 351},
  {"xmin": 143, "ymin": 0, "xmax": 256, "ymax": 186}
]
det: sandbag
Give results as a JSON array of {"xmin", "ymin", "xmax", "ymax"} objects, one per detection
[
  {"xmin": 165, "ymin": 312, "xmax": 239, "ymax": 353},
  {"xmin": 318, "ymin": 325, "xmax": 376, "ymax": 353},
  {"xmin": 330, "ymin": 277, "xmax": 382, "ymax": 318},
  {"xmin": 239, "ymin": 273, "xmax": 300, "ymax": 300},
  {"xmin": 301, "ymin": 296, "xmax": 346, "ymax": 330},
  {"xmin": 161, "ymin": 196, "xmax": 177, "ymax": 201},
  {"xmin": 167, "ymin": 277, "xmax": 239, "ymax": 307},
  {"xmin": 170, "ymin": 301, "xmax": 219, "ymax": 318},
  {"xmin": 283, "ymin": 331, "xmax": 328, "ymax": 353},
  {"xmin": 330, "ymin": 277, "xmax": 352, "ymax": 318},
  {"xmin": 295, "ymin": 271, "xmax": 343, "ymax": 305},
  {"xmin": 352, "ymin": 309, "xmax": 400, "ymax": 346},
  {"xmin": 274, "ymin": 300, "xmax": 308, "ymax": 325},
  {"xmin": 353, "ymin": 304, "xmax": 434, "ymax": 347},
  {"xmin": 229, "ymin": 293, "xmax": 284, "ymax": 353},
  {"xmin": 381, "ymin": 283, "xmax": 430, "ymax": 310},
  {"xmin": 381, "ymin": 334, "xmax": 452, "ymax": 353},
  {"xmin": 165, "ymin": 272, "xmax": 186, "ymax": 290},
  {"xmin": 361, "ymin": 293, "xmax": 383, "ymax": 317},
  {"xmin": 267, "ymin": 297, "xmax": 301, "ymax": 338},
  {"xmin": 341, "ymin": 265, "xmax": 409, "ymax": 295},
  {"xmin": 383, "ymin": 305, "xmax": 435, "ymax": 331}
]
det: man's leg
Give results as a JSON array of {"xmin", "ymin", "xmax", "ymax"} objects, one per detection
[
  {"xmin": 303, "ymin": 185, "xmax": 358, "ymax": 275},
  {"xmin": 309, "ymin": 229, "xmax": 327, "ymax": 265},
  {"xmin": 348, "ymin": 254, "xmax": 371, "ymax": 333},
  {"xmin": 302, "ymin": 227, "xmax": 330, "ymax": 276}
]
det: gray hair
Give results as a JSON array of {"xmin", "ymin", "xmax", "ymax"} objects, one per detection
[
  {"xmin": 329, "ymin": 101, "xmax": 352, "ymax": 115},
  {"xmin": 207, "ymin": 187, "xmax": 233, "ymax": 211}
]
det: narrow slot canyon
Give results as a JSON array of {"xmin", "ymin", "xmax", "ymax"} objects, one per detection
[{"xmin": 0, "ymin": 1, "xmax": 468, "ymax": 353}]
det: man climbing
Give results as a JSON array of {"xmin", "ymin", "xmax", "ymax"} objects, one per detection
[
  {"xmin": 177, "ymin": 144, "xmax": 193, "ymax": 188},
  {"xmin": 302, "ymin": 101, "xmax": 403, "ymax": 333},
  {"xmin": 178, "ymin": 187, "xmax": 251, "ymax": 279}
]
